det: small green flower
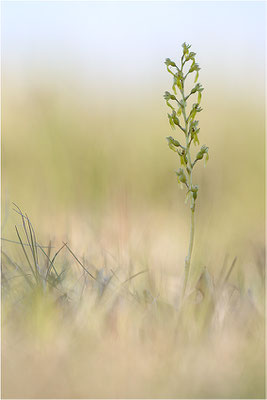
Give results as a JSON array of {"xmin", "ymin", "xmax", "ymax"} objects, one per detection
[
  {"xmin": 164, "ymin": 91, "xmax": 176, "ymax": 101},
  {"xmin": 165, "ymin": 58, "xmax": 177, "ymax": 68}
]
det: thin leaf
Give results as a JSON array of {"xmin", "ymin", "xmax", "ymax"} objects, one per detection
[{"xmin": 64, "ymin": 242, "xmax": 96, "ymax": 281}]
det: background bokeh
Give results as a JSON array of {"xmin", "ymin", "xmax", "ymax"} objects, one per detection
[
  {"xmin": 2, "ymin": 0, "xmax": 265, "ymax": 306},
  {"xmin": 1, "ymin": 2, "xmax": 265, "ymax": 398},
  {"xmin": 2, "ymin": 1, "xmax": 264, "ymax": 243}
]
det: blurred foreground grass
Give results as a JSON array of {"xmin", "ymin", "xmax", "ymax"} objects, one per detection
[
  {"xmin": 1, "ymin": 76, "xmax": 265, "ymax": 398},
  {"xmin": 2, "ymin": 206, "xmax": 265, "ymax": 398}
]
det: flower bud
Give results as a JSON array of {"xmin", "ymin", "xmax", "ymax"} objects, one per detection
[
  {"xmin": 173, "ymin": 74, "xmax": 182, "ymax": 91},
  {"xmin": 182, "ymin": 42, "xmax": 191, "ymax": 56},
  {"xmin": 165, "ymin": 58, "xmax": 177, "ymax": 68},
  {"xmin": 166, "ymin": 136, "xmax": 180, "ymax": 150},
  {"xmin": 189, "ymin": 63, "xmax": 200, "ymax": 73},
  {"xmin": 167, "ymin": 114, "xmax": 175, "ymax": 129},
  {"xmin": 196, "ymin": 145, "xmax": 209, "ymax": 161},
  {"xmin": 189, "ymin": 104, "xmax": 202, "ymax": 121},
  {"xmin": 176, "ymin": 168, "xmax": 187, "ymax": 184},
  {"xmin": 191, "ymin": 185, "xmax": 198, "ymax": 200},
  {"xmin": 172, "ymin": 111, "xmax": 180, "ymax": 126},
  {"xmin": 163, "ymin": 91, "xmax": 176, "ymax": 101},
  {"xmin": 191, "ymin": 83, "xmax": 203, "ymax": 94},
  {"xmin": 178, "ymin": 149, "xmax": 187, "ymax": 166},
  {"xmin": 185, "ymin": 51, "xmax": 196, "ymax": 61}
]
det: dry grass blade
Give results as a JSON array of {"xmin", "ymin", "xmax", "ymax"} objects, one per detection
[
  {"xmin": 45, "ymin": 240, "xmax": 52, "ymax": 270},
  {"xmin": 26, "ymin": 213, "xmax": 39, "ymax": 267},
  {"xmin": 122, "ymin": 269, "xmax": 148, "ymax": 285},
  {"xmin": 105, "ymin": 268, "xmax": 146, "ymax": 304},
  {"xmin": 13, "ymin": 204, "xmax": 32, "ymax": 250},
  {"xmin": 110, "ymin": 268, "xmax": 121, "ymax": 282},
  {"xmin": 2, "ymin": 250, "xmax": 34, "ymax": 288},
  {"xmin": 223, "ymin": 256, "xmax": 237, "ymax": 285},
  {"xmin": 15, "ymin": 226, "xmax": 37, "ymax": 281},
  {"xmin": 1, "ymin": 237, "xmax": 53, "ymax": 248},
  {"xmin": 13, "ymin": 205, "xmax": 41, "ymax": 279},
  {"xmin": 43, "ymin": 243, "xmax": 67, "ymax": 279},
  {"xmin": 63, "ymin": 242, "xmax": 96, "ymax": 281}
]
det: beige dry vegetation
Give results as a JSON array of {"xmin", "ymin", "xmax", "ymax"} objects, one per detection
[
  {"xmin": 1, "ymin": 76, "xmax": 265, "ymax": 398},
  {"xmin": 2, "ymin": 205, "xmax": 265, "ymax": 399}
]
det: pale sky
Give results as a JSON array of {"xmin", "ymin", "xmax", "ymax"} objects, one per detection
[{"xmin": 2, "ymin": 1, "xmax": 265, "ymax": 93}]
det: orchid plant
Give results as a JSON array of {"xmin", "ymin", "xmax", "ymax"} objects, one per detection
[{"xmin": 163, "ymin": 43, "xmax": 209, "ymax": 298}]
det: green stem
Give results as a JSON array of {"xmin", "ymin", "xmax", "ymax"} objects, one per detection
[
  {"xmin": 179, "ymin": 65, "xmax": 195, "ymax": 298},
  {"xmin": 182, "ymin": 207, "xmax": 195, "ymax": 297}
]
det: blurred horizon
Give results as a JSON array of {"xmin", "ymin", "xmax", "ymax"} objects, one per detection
[{"xmin": 2, "ymin": 1, "xmax": 265, "ymax": 251}]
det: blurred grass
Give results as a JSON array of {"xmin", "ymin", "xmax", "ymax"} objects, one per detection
[
  {"xmin": 1, "ymin": 208, "xmax": 265, "ymax": 399},
  {"xmin": 2, "ymin": 72, "xmax": 264, "ymax": 246},
  {"xmin": 1, "ymin": 61, "xmax": 265, "ymax": 399}
]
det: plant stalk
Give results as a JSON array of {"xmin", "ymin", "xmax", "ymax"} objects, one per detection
[
  {"xmin": 182, "ymin": 207, "xmax": 195, "ymax": 297},
  {"xmin": 179, "ymin": 64, "xmax": 195, "ymax": 298},
  {"xmin": 164, "ymin": 44, "xmax": 208, "ymax": 300}
]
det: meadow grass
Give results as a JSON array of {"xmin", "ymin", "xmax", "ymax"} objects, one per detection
[
  {"xmin": 1, "ymin": 59, "xmax": 265, "ymax": 399},
  {"xmin": 1, "ymin": 205, "xmax": 265, "ymax": 399}
]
